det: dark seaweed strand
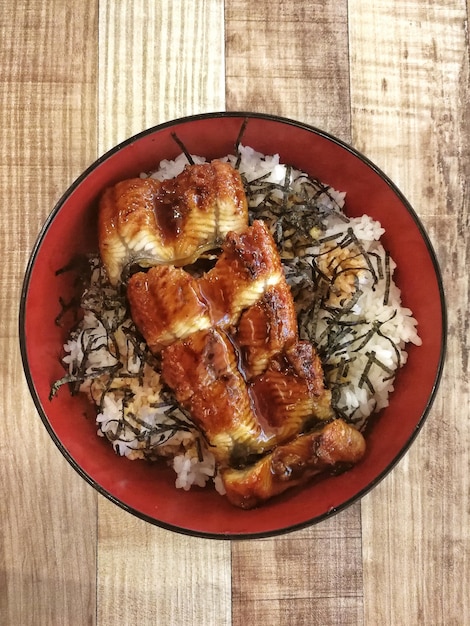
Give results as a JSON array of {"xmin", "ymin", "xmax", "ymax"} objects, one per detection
[
  {"xmin": 358, "ymin": 349, "xmax": 396, "ymax": 397},
  {"xmin": 383, "ymin": 249, "xmax": 391, "ymax": 305},
  {"xmin": 124, "ymin": 413, "xmax": 191, "ymax": 444},
  {"xmin": 234, "ymin": 152, "xmax": 243, "ymax": 172},
  {"xmin": 326, "ymin": 229, "xmax": 372, "ymax": 274},
  {"xmin": 81, "ymin": 275, "xmax": 127, "ymax": 317},
  {"xmin": 325, "ymin": 285, "xmax": 364, "ymax": 317},
  {"xmin": 54, "ymin": 296, "xmax": 81, "ymax": 327},
  {"xmin": 235, "ymin": 117, "xmax": 249, "ymax": 150},
  {"xmin": 315, "ymin": 302, "xmax": 371, "ymax": 360},
  {"xmin": 308, "ymin": 263, "xmax": 329, "ymax": 295},
  {"xmin": 300, "ymin": 271, "xmax": 367, "ymax": 353},
  {"xmin": 170, "ymin": 132, "xmax": 195, "ymax": 165},
  {"xmin": 338, "ymin": 356, "xmax": 352, "ymax": 380},
  {"xmin": 244, "ymin": 174, "xmax": 277, "ymax": 203},
  {"xmin": 344, "ymin": 228, "xmax": 379, "ymax": 287},
  {"xmin": 307, "ymin": 273, "xmax": 365, "ymax": 345},
  {"xmin": 368, "ymin": 251, "xmax": 384, "ymax": 281},
  {"xmin": 103, "ymin": 395, "xmax": 197, "ymax": 450},
  {"xmin": 310, "ymin": 239, "xmax": 375, "ymax": 307},
  {"xmin": 281, "ymin": 164, "xmax": 292, "ymax": 213},
  {"xmin": 310, "ymin": 257, "xmax": 338, "ymax": 294},
  {"xmin": 49, "ymin": 373, "xmax": 85, "ymax": 400},
  {"xmin": 86, "ymin": 364, "xmax": 122, "ymax": 408},
  {"xmin": 72, "ymin": 332, "xmax": 111, "ymax": 394},
  {"xmin": 234, "ymin": 117, "xmax": 249, "ymax": 169},
  {"xmin": 358, "ymin": 354, "xmax": 376, "ymax": 394},
  {"xmin": 99, "ymin": 379, "xmax": 202, "ymax": 451},
  {"xmin": 86, "ymin": 307, "xmax": 122, "ymax": 359},
  {"xmin": 119, "ymin": 322, "xmax": 159, "ymax": 367},
  {"xmin": 364, "ymin": 350, "xmax": 395, "ymax": 377},
  {"xmin": 96, "ymin": 371, "xmax": 125, "ymax": 413},
  {"xmin": 326, "ymin": 356, "xmax": 350, "ymax": 384},
  {"xmin": 376, "ymin": 324, "xmax": 402, "ymax": 370},
  {"xmin": 53, "ymin": 256, "xmax": 96, "ymax": 327},
  {"xmin": 84, "ymin": 291, "xmax": 126, "ymax": 322},
  {"xmin": 195, "ymin": 437, "xmax": 204, "ymax": 462},
  {"xmin": 160, "ymin": 396, "xmax": 216, "ymax": 449},
  {"xmin": 334, "ymin": 230, "xmax": 374, "ymax": 276},
  {"xmin": 120, "ymin": 325, "xmax": 151, "ymax": 384},
  {"xmin": 327, "ymin": 374, "xmax": 360, "ymax": 423},
  {"xmin": 66, "ymin": 313, "xmax": 128, "ymax": 410},
  {"xmin": 103, "ymin": 392, "xmax": 136, "ymax": 446},
  {"xmin": 331, "ymin": 403, "xmax": 351, "ymax": 422},
  {"xmin": 49, "ymin": 347, "xmax": 120, "ymax": 401},
  {"xmin": 324, "ymin": 311, "xmax": 402, "ymax": 374},
  {"xmin": 294, "ymin": 176, "xmax": 346, "ymax": 216},
  {"xmin": 55, "ymin": 254, "xmax": 92, "ymax": 277},
  {"xmin": 248, "ymin": 179, "xmax": 291, "ymax": 197},
  {"xmin": 300, "ymin": 302, "xmax": 324, "ymax": 342},
  {"xmin": 309, "ymin": 186, "xmax": 348, "ymax": 225},
  {"xmin": 322, "ymin": 327, "xmax": 358, "ymax": 358},
  {"xmin": 320, "ymin": 324, "xmax": 357, "ymax": 361},
  {"xmin": 348, "ymin": 310, "xmax": 399, "ymax": 354},
  {"xmin": 247, "ymin": 171, "xmax": 338, "ymax": 213},
  {"xmin": 115, "ymin": 390, "xmax": 144, "ymax": 443},
  {"xmin": 92, "ymin": 334, "xmax": 154, "ymax": 413},
  {"xmin": 318, "ymin": 231, "xmax": 350, "ymax": 245},
  {"xmin": 329, "ymin": 263, "xmax": 372, "ymax": 297},
  {"xmin": 248, "ymin": 175, "xmax": 342, "ymax": 228},
  {"xmin": 328, "ymin": 314, "xmax": 385, "ymax": 352},
  {"xmin": 349, "ymin": 322, "xmax": 385, "ymax": 354}
]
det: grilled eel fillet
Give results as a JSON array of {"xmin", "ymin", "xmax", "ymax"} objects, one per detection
[
  {"xmin": 127, "ymin": 220, "xmax": 365, "ymax": 506},
  {"xmin": 127, "ymin": 219, "xmax": 285, "ymax": 352},
  {"xmin": 222, "ymin": 418, "xmax": 366, "ymax": 509},
  {"xmin": 99, "ymin": 160, "xmax": 248, "ymax": 285},
  {"xmin": 161, "ymin": 328, "xmax": 334, "ymax": 467}
]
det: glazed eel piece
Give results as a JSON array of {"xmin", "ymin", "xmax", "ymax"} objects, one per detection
[
  {"xmin": 221, "ymin": 418, "xmax": 366, "ymax": 509},
  {"xmin": 99, "ymin": 160, "xmax": 248, "ymax": 285}
]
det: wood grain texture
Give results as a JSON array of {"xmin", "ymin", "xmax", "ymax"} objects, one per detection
[
  {"xmin": 232, "ymin": 510, "xmax": 363, "ymax": 626},
  {"xmin": 97, "ymin": 500, "xmax": 231, "ymax": 626},
  {"xmin": 0, "ymin": 2, "xmax": 98, "ymax": 625},
  {"xmin": 349, "ymin": 0, "xmax": 470, "ymax": 623},
  {"xmin": 98, "ymin": 0, "xmax": 225, "ymax": 152},
  {"xmin": 225, "ymin": 0, "xmax": 351, "ymax": 139}
]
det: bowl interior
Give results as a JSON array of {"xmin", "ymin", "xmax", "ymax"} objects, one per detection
[{"xmin": 20, "ymin": 113, "xmax": 445, "ymax": 538}]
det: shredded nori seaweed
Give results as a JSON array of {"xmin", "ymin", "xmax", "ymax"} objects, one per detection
[{"xmin": 170, "ymin": 132, "xmax": 195, "ymax": 165}]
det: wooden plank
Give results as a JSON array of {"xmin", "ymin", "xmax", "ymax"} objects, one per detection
[
  {"xmin": 225, "ymin": 3, "xmax": 364, "ymax": 625},
  {"xmin": 98, "ymin": 0, "xmax": 225, "ymax": 152},
  {"xmin": 225, "ymin": 0, "xmax": 351, "ymax": 140},
  {"xmin": 0, "ymin": 1, "xmax": 98, "ymax": 624},
  {"xmin": 232, "ymin": 514, "xmax": 363, "ymax": 626},
  {"xmin": 96, "ymin": 3, "xmax": 231, "ymax": 626},
  {"xmin": 349, "ymin": 1, "xmax": 470, "ymax": 623},
  {"xmin": 97, "ymin": 500, "xmax": 231, "ymax": 626}
]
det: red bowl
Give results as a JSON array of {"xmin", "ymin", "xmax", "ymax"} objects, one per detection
[{"xmin": 19, "ymin": 112, "xmax": 446, "ymax": 538}]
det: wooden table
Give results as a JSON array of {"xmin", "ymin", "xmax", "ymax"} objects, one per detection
[{"xmin": 2, "ymin": 2, "xmax": 468, "ymax": 624}]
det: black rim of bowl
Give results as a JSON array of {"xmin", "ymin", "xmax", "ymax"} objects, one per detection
[{"xmin": 18, "ymin": 111, "xmax": 447, "ymax": 539}]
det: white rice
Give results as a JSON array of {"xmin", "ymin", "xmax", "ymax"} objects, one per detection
[{"xmin": 58, "ymin": 145, "xmax": 421, "ymax": 492}]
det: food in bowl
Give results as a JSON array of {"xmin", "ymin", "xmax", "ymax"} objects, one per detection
[{"xmin": 50, "ymin": 139, "xmax": 421, "ymax": 509}]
